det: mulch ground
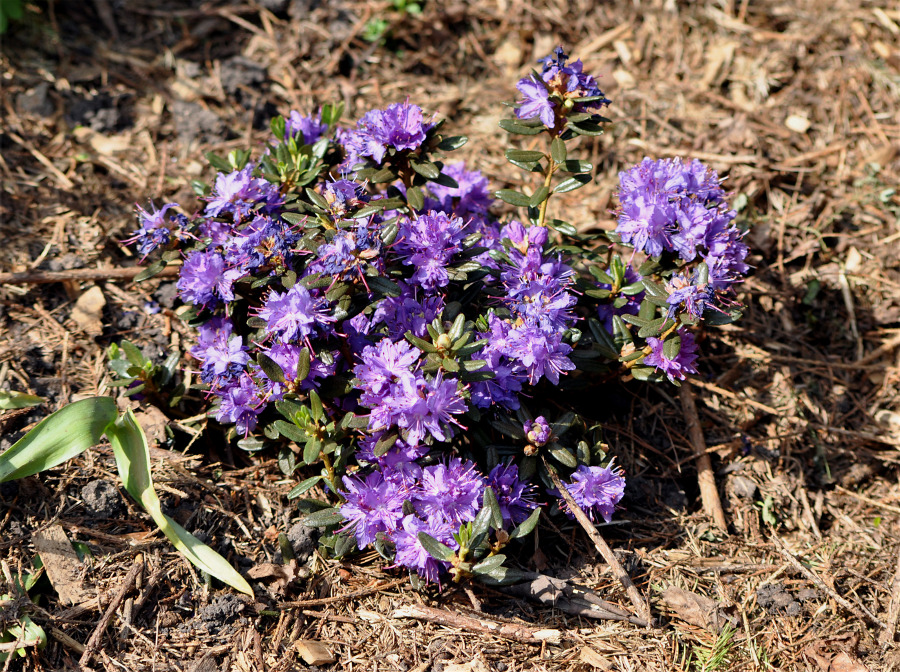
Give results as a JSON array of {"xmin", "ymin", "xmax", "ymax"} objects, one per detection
[{"xmin": 2, "ymin": 0, "xmax": 900, "ymax": 670}]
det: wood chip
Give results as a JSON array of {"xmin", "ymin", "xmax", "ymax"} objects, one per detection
[
  {"xmin": 70, "ymin": 286, "xmax": 106, "ymax": 336},
  {"xmin": 294, "ymin": 640, "xmax": 335, "ymax": 666},
  {"xmin": 580, "ymin": 647, "xmax": 613, "ymax": 670},
  {"xmin": 32, "ymin": 524, "xmax": 91, "ymax": 605}
]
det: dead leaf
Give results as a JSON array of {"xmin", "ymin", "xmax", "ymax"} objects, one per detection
[
  {"xmin": 32, "ymin": 524, "xmax": 91, "ymax": 605},
  {"xmin": 661, "ymin": 586, "xmax": 731, "ymax": 632},
  {"xmin": 829, "ymin": 652, "xmax": 869, "ymax": 672},
  {"xmin": 294, "ymin": 640, "xmax": 335, "ymax": 666},
  {"xmin": 246, "ymin": 560, "xmax": 300, "ymax": 596},
  {"xmin": 580, "ymin": 647, "xmax": 613, "ymax": 670},
  {"xmin": 444, "ymin": 659, "xmax": 490, "ymax": 672},
  {"xmin": 70, "ymin": 286, "xmax": 105, "ymax": 336}
]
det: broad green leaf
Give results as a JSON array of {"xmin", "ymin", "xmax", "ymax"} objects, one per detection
[
  {"xmin": 509, "ymin": 507, "xmax": 541, "ymax": 540},
  {"xmin": 303, "ymin": 507, "xmax": 344, "ymax": 527},
  {"xmin": 549, "ymin": 137, "xmax": 566, "ymax": 164},
  {"xmin": 106, "ymin": 411, "xmax": 253, "ymax": 596},
  {"xmin": 554, "ymin": 175, "xmax": 592, "ymax": 193},
  {"xmin": 484, "ymin": 487, "xmax": 503, "ymax": 531},
  {"xmin": 287, "ymin": 475, "xmax": 322, "ymax": 499},
  {"xmin": 495, "ymin": 189, "xmax": 531, "ymax": 207},
  {"xmin": 472, "ymin": 554, "xmax": 506, "ymax": 575},
  {"xmin": 0, "ymin": 397, "xmax": 117, "ymax": 483},
  {"xmin": 417, "ymin": 532, "xmax": 455, "ymax": 562},
  {"xmin": 0, "ymin": 390, "xmax": 44, "ymax": 410}
]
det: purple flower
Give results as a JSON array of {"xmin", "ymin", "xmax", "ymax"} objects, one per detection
[
  {"xmin": 644, "ymin": 329, "xmax": 699, "ymax": 382},
  {"xmin": 515, "ymin": 47, "xmax": 610, "ymax": 131},
  {"xmin": 340, "ymin": 102, "xmax": 432, "ymax": 168},
  {"xmin": 428, "ymin": 162, "xmax": 493, "ymax": 216},
  {"xmin": 127, "ymin": 202, "xmax": 178, "ymax": 256},
  {"xmin": 415, "ymin": 458, "xmax": 484, "ymax": 525},
  {"xmin": 177, "ymin": 249, "xmax": 243, "ymax": 309},
  {"xmin": 214, "ymin": 375, "xmax": 263, "ymax": 435},
  {"xmin": 393, "ymin": 514, "xmax": 457, "ymax": 583},
  {"xmin": 284, "ymin": 111, "xmax": 328, "ymax": 145},
  {"xmin": 355, "ymin": 338, "xmax": 419, "ymax": 400},
  {"xmin": 515, "ymin": 77, "xmax": 555, "ymax": 128},
  {"xmin": 191, "ymin": 322, "xmax": 249, "ymax": 384},
  {"xmin": 258, "ymin": 284, "xmax": 332, "ymax": 342},
  {"xmin": 372, "ymin": 282, "xmax": 444, "ymax": 341},
  {"xmin": 505, "ymin": 325, "xmax": 575, "ymax": 386},
  {"xmin": 205, "ymin": 165, "xmax": 280, "ymax": 223},
  {"xmin": 487, "ymin": 462, "xmax": 536, "ymax": 526},
  {"xmin": 340, "ymin": 470, "xmax": 406, "ymax": 548},
  {"xmin": 524, "ymin": 416, "xmax": 551, "ymax": 446},
  {"xmin": 560, "ymin": 462, "xmax": 626, "ymax": 523},
  {"xmin": 665, "ymin": 273, "xmax": 715, "ymax": 320},
  {"xmin": 395, "ymin": 211, "xmax": 467, "ymax": 291}
]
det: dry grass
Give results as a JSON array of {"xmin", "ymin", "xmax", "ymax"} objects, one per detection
[{"xmin": 1, "ymin": 0, "xmax": 900, "ymax": 670}]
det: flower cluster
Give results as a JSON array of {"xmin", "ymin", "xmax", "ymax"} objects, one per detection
[
  {"xmin": 126, "ymin": 46, "xmax": 747, "ymax": 585},
  {"xmin": 615, "ymin": 157, "xmax": 749, "ymax": 321}
]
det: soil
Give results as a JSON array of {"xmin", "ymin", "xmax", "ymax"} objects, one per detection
[{"xmin": 2, "ymin": 0, "xmax": 900, "ymax": 670}]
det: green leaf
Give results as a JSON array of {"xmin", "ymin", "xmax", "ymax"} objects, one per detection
[
  {"xmin": 287, "ymin": 475, "xmax": 322, "ymax": 499},
  {"xmin": 417, "ymin": 532, "xmax": 456, "ymax": 561},
  {"xmin": 406, "ymin": 186, "xmax": 425, "ymax": 211},
  {"xmin": 410, "ymin": 160, "xmax": 440, "ymax": 180},
  {"xmin": 0, "ymin": 397, "xmax": 117, "ymax": 483},
  {"xmin": 257, "ymin": 353, "xmax": 285, "ymax": 383},
  {"xmin": 374, "ymin": 432, "xmax": 398, "ymax": 457},
  {"xmin": 477, "ymin": 566, "xmax": 527, "ymax": 586},
  {"xmin": 303, "ymin": 438, "xmax": 321, "ymax": 465},
  {"xmin": 567, "ymin": 119, "xmax": 606, "ymax": 136},
  {"xmin": 367, "ymin": 276, "xmax": 402, "ymax": 297},
  {"xmin": 509, "ymin": 507, "xmax": 541, "ymax": 539},
  {"xmin": 273, "ymin": 420, "xmax": 307, "ymax": 443},
  {"xmin": 133, "ymin": 261, "xmax": 167, "ymax": 283},
  {"xmin": 560, "ymin": 159, "xmax": 593, "ymax": 174},
  {"xmin": 505, "ymin": 149, "xmax": 544, "ymax": 164},
  {"xmin": 663, "ymin": 334, "xmax": 682, "ymax": 360},
  {"xmin": 205, "ymin": 151, "xmax": 232, "ymax": 172},
  {"xmin": 549, "ymin": 137, "xmax": 567, "ymax": 164},
  {"xmin": 0, "ymin": 390, "xmax": 44, "ymax": 410},
  {"xmin": 495, "ymin": 189, "xmax": 532, "ymax": 207},
  {"xmin": 309, "ymin": 389, "xmax": 324, "ymax": 423},
  {"xmin": 548, "ymin": 443, "xmax": 577, "ymax": 468},
  {"xmin": 484, "ymin": 487, "xmax": 503, "ymax": 531},
  {"xmin": 554, "ymin": 175, "xmax": 592, "ymax": 193},
  {"xmin": 106, "ymin": 410, "xmax": 253, "ymax": 595},
  {"xmin": 437, "ymin": 135, "xmax": 468, "ymax": 151},
  {"xmin": 498, "ymin": 119, "xmax": 545, "ymax": 135},
  {"xmin": 303, "ymin": 506, "xmax": 344, "ymax": 528},
  {"xmin": 472, "ymin": 554, "xmax": 507, "ymax": 575},
  {"xmin": 529, "ymin": 185, "xmax": 550, "ymax": 208}
]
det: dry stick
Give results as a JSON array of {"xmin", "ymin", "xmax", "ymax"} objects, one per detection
[
  {"xmin": 542, "ymin": 458, "xmax": 651, "ymax": 625},
  {"xmin": 879, "ymin": 545, "xmax": 900, "ymax": 645},
  {"xmin": 0, "ymin": 265, "xmax": 180, "ymax": 286},
  {"xmin": 679, "ymin": 381, "xmax": 728, "ymax": 531},
  {"xmin": 79, "ymin": 556, "xmax": 145, "ymax": 668},
  {"xmin": 391, "ymin": 604, "xmax": 561, "ymax": 645},
  {"xmin": 279, "ymin": 577, "xmax": 409, "ymax": 608},
  {"xmin": 768, "ymin": 532, "xmax": 885, "ymax": 630}
]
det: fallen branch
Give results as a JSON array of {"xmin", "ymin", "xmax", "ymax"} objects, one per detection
[
  {"xmin": 279, "ymin": 577, "xmax": 408, "ymax": 608},
  {"xmin": 543, "ymin": 458, "xmax": 651, "ymax": 625},
  {"xmin": 769, "ymin": 531, "xmax": 885, "ymax": 629},
  {"xmin": 392, "ymin": 604, "xmax": 561, "ymax": 645},
  {"xmin": 0, "ymin": 265, "xmax": 180, "ymax": 286},
  {"xmin": 680, "ymin": 380, "xmax": 728, "ymax": 531},
  {"xmin": 79, "ymin": 555, "xmax": 144, "ymax": 667},
  {"xmin": 879, "ymin": 544, "xmax": 900, "ymax": 645}
]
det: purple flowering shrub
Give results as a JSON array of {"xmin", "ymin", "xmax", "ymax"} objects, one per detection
[{"xmin": 125, "ymin": 47, "xmax": 747, "ymax": 586}]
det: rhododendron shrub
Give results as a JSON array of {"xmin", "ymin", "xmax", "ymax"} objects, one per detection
[{"xmin": 129, "ymin": 48, "xmax": 747, "ymax": 585}]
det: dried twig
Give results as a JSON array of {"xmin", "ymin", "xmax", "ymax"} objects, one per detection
[
  {"xmin": 769, "ymin": 532, "xmax": 885, "ymax": 629},
  {"xmin": 79, "ymin": 555, "xmax": 145, "ymax": 667},
  {"xmin": 392, "ymin": 604, "xmax": 561, "ymax": 645},
  {"xmin": 542, "ymin": 458, "xmax": 651, "ymax": 625},
  {"xmin": 679, "ymin": 381, "xmax": 728, "ymax": 531},
  {"xmin": 279, "ymin": 577, "xmax": 408, "ymax": 608},
  {"xmin": 0, "ymin": 265, "xmax": 180, "ymax": 286},
  {"xmin": 880, "ymin": 545, "xmax": 900, "ymax": 645}
]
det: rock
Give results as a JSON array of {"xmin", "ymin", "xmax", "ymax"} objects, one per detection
[
  {"xmin": 286, "ymin": 521, "xmax": 317, "ymax": 563},
  {"xmin": 199, "ymin": 594, "xmax": 246, "ymax": 628},
  {"xmin": 756, "ymin": 582, "xmax": 801, "ymax": 616},
  {"xmin": 81, "ymin": 479, "xmax": 124, "ymax": 518},
  {"xmin": 170, "ymin": 100, "xmax": 225, "ymax": 145},
  {"xmin": 66, "ymin": 92, "xmax": 131, "ymax": 133},
  {"xmin": 219, "ymin": 56, "xmax": 267, "ymax": 103},
  {"xmin": 17, "ymin": 83, "xmax": 54, "ymax": 117}
]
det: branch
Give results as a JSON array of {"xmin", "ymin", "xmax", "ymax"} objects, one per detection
[
  {"xmin": 0, "ymin": 265, "xmax": 180, "ymax": 286},
  {"xmin": 679, "ymin": 380, "xmax": 728, "ymax": 531}
]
